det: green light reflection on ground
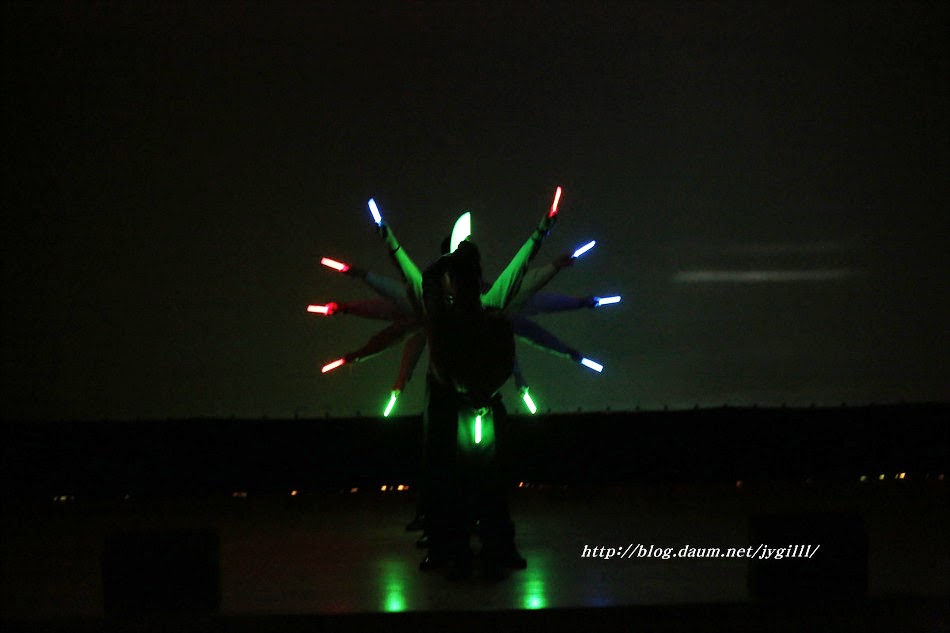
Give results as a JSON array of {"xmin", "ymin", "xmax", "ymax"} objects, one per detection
[
  {"xmin": 520, "ymin": 555, "xmax": 549, "ymax": 610},
  {"xmin": 381, "ymin": 558, "xmax": 408, "ymax": 612}
]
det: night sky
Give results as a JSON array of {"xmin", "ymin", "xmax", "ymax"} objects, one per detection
[{"xmin": 3, "ymin": 2, "xmax": 948, "ymax": 421}]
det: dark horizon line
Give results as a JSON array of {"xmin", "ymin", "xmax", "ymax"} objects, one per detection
[{"xmin": 4, "ymin": 400, "xmax": 947, "ymax": 425}]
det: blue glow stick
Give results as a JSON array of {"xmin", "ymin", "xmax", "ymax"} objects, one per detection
[
  {"xmin": 580, "ymin": 357, "xmax": 604, "ymax": 372},
  {"xmin": 595, "ymin": 296, "xmax": 621, "ymax": 307},
  {"xmin": 368, "ymin": 198, "xmax": 382, "ymax": 225},
  {"xmin": 572, "ymin": 240, "xmax": 596, "ymax": 258}
]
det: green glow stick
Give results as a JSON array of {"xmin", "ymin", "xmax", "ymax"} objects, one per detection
[
  {"xmin": 522, "ymin": 390, "xmax": 538, "ymax": 414},
  {"xmin": 383, "ymin": 391, "xmax": 398, "ymax": 417}
]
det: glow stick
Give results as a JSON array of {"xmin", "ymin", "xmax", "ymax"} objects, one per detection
[
  {"xmin": 522, "ymin": 390, "xmax": 538, "ymax": 415},
  {"xmin": 383, "ymin": 391, "xmax": 398, "ymax": 417},
  {"xmin": 474, "ymin": 415, "xmax": 482, "ymax": 444},
  {"xmin": 320, "ymin": 257, "xmax": 350, "ymax": 272},
  {"xmin": 580, "ymin": 357, "xmax": 604, "ymax": 372},
  {"xmin": 572, "ymin": 240, "xmax": 596, "ymax": 258},
  {"xmin": 368, "ymin": 198, "xmax": 382, "ymax": 225},
  {"xmin": 306, "ymin": 302, "xmax": 338, "ymax": 315},
  {"xmin": 450, "ymin": 211, "xmax": 471, "ymax": 253},
  {"xmin": 595, "ymin": 296, "xmax": 621, "ymax": 307},
  {"xmin": 548, "ymin": 186, "xmax": 562, "ymax": 218},
  {"xmin": 321, "ymin": 358, "xmax": 346, "ymax": 373}
]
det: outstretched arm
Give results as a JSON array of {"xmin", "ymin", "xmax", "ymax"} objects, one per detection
[
  {"xmin": 333, "ymin": 298, "xmax": 413, "ymax": 321},
  {"xmin": 511, "ymin": 316, "xmax": 582, "ymax": 361},
  {"xmin": 482, "ymin": 210, "xmax": 557, "ymax": 310},
  {"xmin": 393, "ymin": 330, "xmax": 427, "ymax": 392},
  {"xmin": 342, "ymin": 265, "xmax": 414, "ymax": 315},
  {"xmin": 512, "ymin": 357, "xmax": 528, "ymax": 391},
  {"xmin": 518, "ymin": 292, "xmax": 596, "ymax": 316},
  {"xmin": 507, "ymin": 252, "xmax": 575, "ymax": 312},
  {"xmin": 342, "ymin": 320, "xmax": 421, "ymax": 364},
  {"xmin": 377, "ymin": 224, "xmax": 423, "ymax": 312}
]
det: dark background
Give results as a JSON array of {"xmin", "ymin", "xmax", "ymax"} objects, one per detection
[
  {"xmin": 4, "ymin": 405, "xmax": 947, "ymax": 498},
  {"xmin": 3, "ymin": 2, "xmax": 948, "ymax": 422}
]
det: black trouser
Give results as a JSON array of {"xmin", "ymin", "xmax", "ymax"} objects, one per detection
[{"xmin": 422, "ymin": 377, "xmax": 515, "ymax": 559}]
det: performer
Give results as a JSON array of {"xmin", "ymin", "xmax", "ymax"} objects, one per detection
[
  {"xmin": 406, "ymin": 211, "xmax": 553, "ymax": 578},
  {"xmin": 312, "ymin": 189, "xmax": 617, "ymax": 577}
]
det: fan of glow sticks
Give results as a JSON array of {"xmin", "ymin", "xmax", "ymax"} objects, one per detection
[{"xmin": 309, "ymin": 187, "xmax": 620, "ymax": 417}]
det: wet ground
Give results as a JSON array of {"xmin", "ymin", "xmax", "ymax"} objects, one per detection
[{"xmin": 2, "ymin": 480, "xmax": 947, "ymax": 630}]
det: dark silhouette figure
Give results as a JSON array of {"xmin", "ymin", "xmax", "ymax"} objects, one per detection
[
  {"xmin": 419, "ymin": 240, "xmax": 525, "ymax": 578},
  {"xmin": 369, "ymin": 204, "xmax": 555, "ymax": 578}
]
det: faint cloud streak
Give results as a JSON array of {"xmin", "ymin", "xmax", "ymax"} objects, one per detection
[{"xmin": 673, "ymin": 269, "xmax": 862, "ymax": 283}]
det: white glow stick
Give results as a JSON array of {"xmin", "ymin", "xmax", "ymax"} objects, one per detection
[{"xmin": 450, "ymin": 211, "xmax": 471, "ymax": 253}]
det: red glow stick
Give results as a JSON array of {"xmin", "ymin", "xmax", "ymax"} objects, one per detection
[
  {"xmin": 321, "ymin": 358, "xmax": 346, "ymax": 373},
  {"xmin": 320, "ymin": 257, "xmax": 350, "ymax": 273},
  {"xmin": 307, "ymin": 302, "xmax": 338, "ymax": 316},
  {"xmin": 548, "ymin": 186, "xmax": 562, "ymax": 218}
]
